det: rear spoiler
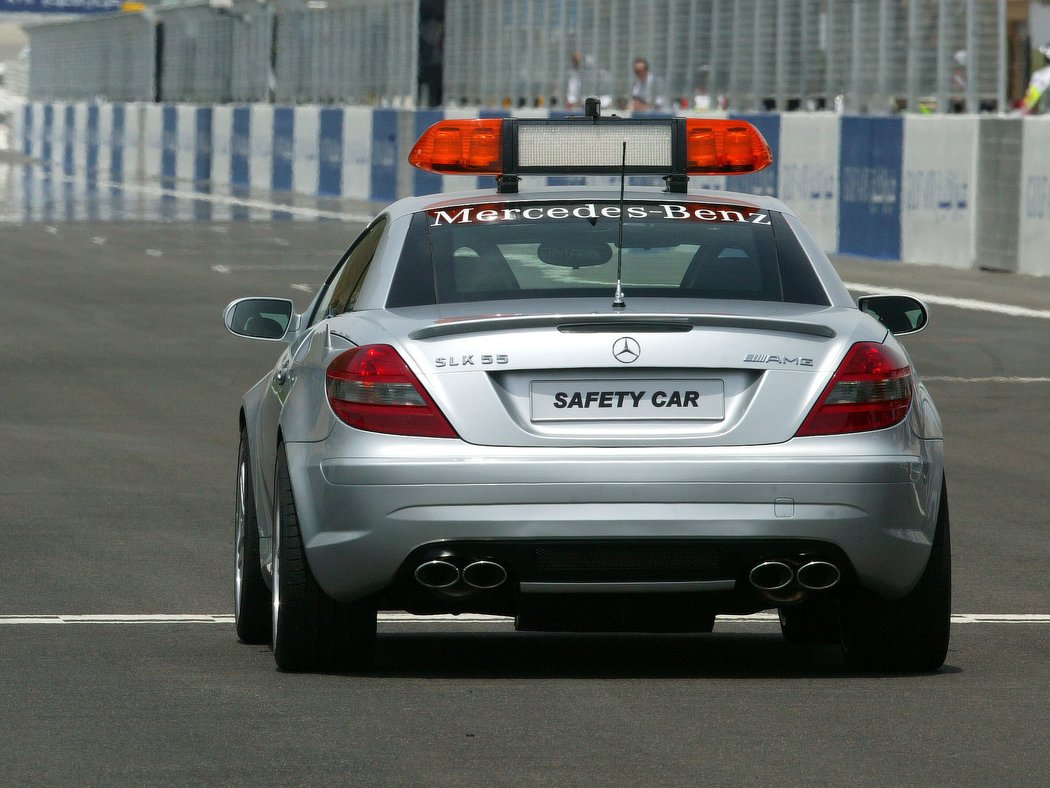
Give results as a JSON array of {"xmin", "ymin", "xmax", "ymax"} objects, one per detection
[{"xmin": 410, "ymin": 314, "xmax": 836, "ymax": 340}]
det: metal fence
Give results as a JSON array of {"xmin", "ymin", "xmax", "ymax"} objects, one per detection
[
  {"xmin": 25, "ymin": 0, "xmax": 417, "ymax": 105},
  {"xmin": 159, "ymin": 5, "xmax": 245, "ymax": 104},
  {"xmin": 24, "ymin": 0, "xmax": 1010, "ymax": 113},
  {"xmin": 274, "ymin": 1, "xmax": 417, "ymax": 105},
  {"xmin": 444, "ymin": 0, "xmax": 1009, "ymax": 113},
  {"xmin": 26, "ymin": 12, "xmax": 155, "ymax": 102}
]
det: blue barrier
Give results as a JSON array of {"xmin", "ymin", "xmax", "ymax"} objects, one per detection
[
  {"xmin": 370, "ymin": 109, "xmax": 399, "ymax": 202},
  {"xmin": 19, "ymin": 101, "xmax": 1049, "ymax": 274},
  {"xmin": 86, "ymin": 104, "xmax": 99, "ymax": 178},
  {"xmin": 272, "ymin": 107, "xmax": 295, "ymax": 192},
  {"xmin": 231, "ymin": 106, "xmax": 250, "ymax": 189},
  {"xmin": 42, "ymin": 104, "xmax": 53, "ymax": 163},
  {"xmin": 838, "ymin": 117, "xmax": 903, "ymax": 260},
  {"xmin": 63, "ymin": 104, "xmax": 75, "ymax": 176},
  {"xmin": 195, "ymin": 107, "xmax": 212, "ymax": 187},
  {"xmin": 111, "ymin": 104, "xmax": 125, "ymax": 181},
  {"xmin": 318, "ymin": 107, "xmax": 343, "ymax": 197},
  {"xmin": 161, "ymin": 105, "xmax": 177, "ymax": 184},
  {"xmin": 22, "ymin": 104, "xmax": 32, "ymax": 157}
]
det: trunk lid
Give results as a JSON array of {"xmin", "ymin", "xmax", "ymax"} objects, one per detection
[{"xmin": 336, "ymin": 299, "xmax": 887, "ymax": 447}]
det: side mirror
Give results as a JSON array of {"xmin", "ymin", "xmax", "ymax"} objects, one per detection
[
  {"xmin": 223, "ymin": 297, "xmax": 296, "ymax": 341},
  {"xmin": 857, "ymin": 294, "xmax": 928, "ymax": 335}
]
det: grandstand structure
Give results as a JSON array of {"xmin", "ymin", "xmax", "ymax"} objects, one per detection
[{"xmin": 8, "ymin": 0, "xmax": 1040, "ymax": 114}]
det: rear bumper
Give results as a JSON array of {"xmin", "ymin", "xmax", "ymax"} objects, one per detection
[{"xmin": 285, "ymin": 434, "xmax": 944, "ymax": 606}]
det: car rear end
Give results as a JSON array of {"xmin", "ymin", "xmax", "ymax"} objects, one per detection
[{"xmin": 289, "ymin": 189, "xmax": 943, "ymax": 629}]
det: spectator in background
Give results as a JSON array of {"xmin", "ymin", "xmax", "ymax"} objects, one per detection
[
  {"xmin": 1015, "ymin": 42, "xmax": 1050, "ymax": 115},
  {"xmin": 564, "ymin": 52, "xmax": 614, "ymax": 110},
  {"xmin": 950, "ymin": 49, "xmax": 967, "ymax": 113},
  {"xmin": 629, "ymin": 58, "xmax": 667, "ymax": 112},
  {"xmin": 692, "ymin": 64, "xmax": 712, "ymax": 111},
  {"xmin": 417, "ymin": 0, "xmax": 444, "ymax": 107}
]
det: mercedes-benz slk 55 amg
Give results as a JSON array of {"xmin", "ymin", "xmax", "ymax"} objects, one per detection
[{"xmin": 225, "ymin": 111, "xmax": 949, "ymax": 673}]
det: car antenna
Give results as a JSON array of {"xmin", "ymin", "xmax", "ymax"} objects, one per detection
[{"xmin": 612, "ymin": 140, "xmax": 627, "ymax": 310}]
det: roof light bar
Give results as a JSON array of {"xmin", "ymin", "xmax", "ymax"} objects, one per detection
[
  {"xmin": 684, "ymin": 119, "xmax": 773, "ymax": 174},
  {"xmin": 408, "ymin": 114, "xmax": 772, "ymax": 192},
  {"xmin": 516, "ymin": 122, "xmax": 674, "ymax": 171},
  {"xmin": 407, "ymin": 118, "xmax": 504, "ymax": 175}
]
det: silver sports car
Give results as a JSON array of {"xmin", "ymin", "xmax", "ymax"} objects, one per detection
[{"xmin": 225, "ymin": 113, "xmax": 949, "ymax": 673}]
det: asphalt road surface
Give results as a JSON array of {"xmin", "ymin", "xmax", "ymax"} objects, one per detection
[{"xmin": 2, "ymin": 156, "xmax": 1049, "ymax": 785}]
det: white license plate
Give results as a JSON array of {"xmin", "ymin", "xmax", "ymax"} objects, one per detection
[{"xmin": 530, "ymin": 379, "xmax": 725, "ymax": 422}]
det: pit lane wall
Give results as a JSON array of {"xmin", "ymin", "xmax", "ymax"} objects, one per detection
[{"xmin": 9, "ymin": 101, "xmax": 1050, "ymax": 276}]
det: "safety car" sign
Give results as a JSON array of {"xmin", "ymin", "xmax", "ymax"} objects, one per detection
[{"xmin": 530, "ymin": 379, "xmax": 725, "ymax": 422}]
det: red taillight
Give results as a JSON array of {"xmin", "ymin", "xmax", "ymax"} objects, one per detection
[
  {"xmin": 796, "ymin": 342, "xmax": 914, "ymax": 437},
  {"xmin": 326, "ymin": 345, "xmax": 458, "ymax": 438}
]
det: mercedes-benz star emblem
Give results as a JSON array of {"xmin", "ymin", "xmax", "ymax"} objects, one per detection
[{"xmin": 612, "ymin": 337, "xmax": 641, "ymax": 364}]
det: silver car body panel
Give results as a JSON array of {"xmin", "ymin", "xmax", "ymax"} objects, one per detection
[
  {"xmin": 236, "ymin": 184, "xmax": 946, "ymax": 610},
  {"xmin": 285, "ymin": 425, "xmax": 943, "ymax": 602}
]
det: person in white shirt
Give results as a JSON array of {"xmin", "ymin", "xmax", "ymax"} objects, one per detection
[
  {"xmin": 629, "ymin": 58, "xmax": 667, "ymax": 112},
  {"xmin": 565, "ymin": 52, "xmax": 583, "ymax": 109}
]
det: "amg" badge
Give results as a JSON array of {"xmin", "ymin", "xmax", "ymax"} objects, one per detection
[{"xmin": 743, "ymin": 354, "xmax": 814, "ymax": 366}]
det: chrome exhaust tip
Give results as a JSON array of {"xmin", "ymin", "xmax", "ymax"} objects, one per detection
[
  {"xmin": 461, "ymin": 560, "xmax": 507, "ymax": 590},
  {"xmin": 796, "ymin": 561, "xmax": 841, "ymax": 591},
  {"xmin": 748, "ymin": 561, "xmax": 795, "ymax": 592},
  {"xmin": 414, "ymin": 560, "xmax": 460, "ymax": 589}
]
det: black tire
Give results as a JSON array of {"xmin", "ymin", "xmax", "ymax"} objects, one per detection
[
  {"xmin": 840, "ymin": 479, "xmax": 951, "ymax": 672},
  {"xmin": 271, "ymin": 443, "xmax": 376, "ymax": 673},
  {"xmin": 234, "ymin": 430, "xmax": 270, "ymax": 645},
  {"xmin": 778, "ymin": 597, "xmax": 840, "ymax": 645}
]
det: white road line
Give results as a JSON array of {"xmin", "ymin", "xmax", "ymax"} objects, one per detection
[
  {"xmin": 1, "ymin": 613, "xmax": 1048, "ymax": 625},
  {"xmin": 845, "ymin": 281, "xmax": 1050, "ymax": 321},
  {"xmin": 210, "ymin": 264, "xmax": 327, "ymax": 271},
  {"xmin": 0, "ymin": 614, "xmax": 235, "ymax": 624},
  {"xmin": 54, "ymin": 171, "xmax": 374, "ymax": 224},
  {"xmin": 381, "ymin": 613, "xmax": 511, "ymax": 623},
  {"xmin": 925, "ymin": 376, "xmax": 1050, "ymax": 383}
]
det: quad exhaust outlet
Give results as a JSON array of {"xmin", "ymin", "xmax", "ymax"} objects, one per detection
[
  {"xmin": 414, "ymin": 559, "xmax": 460, "ymax": 590},
  {"xmin": 748, "ymin": 559, "xmax": 841, "ymax": 603},
  {"xmin": 461, "ymin": 560, "xmax": 508, "ymax": 590},
  {"xmin": 796, "ymin": 560, "xmax": 841, "ymax": 591},
  {"xmin": 749, "ymin": 561, "xmax": 794, "ymax": 593},
  {"xmin": 414, "ymin": 557, "xmax": 508, "ymax": 595}
]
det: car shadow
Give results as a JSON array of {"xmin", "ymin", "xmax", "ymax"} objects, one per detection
[{"xmin": 363, "ymin": 630, "xmax": 962, "ymax": 680}]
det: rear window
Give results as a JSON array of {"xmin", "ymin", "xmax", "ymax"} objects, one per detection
[{"xmin": 387, "ymin": 201, "xmax": 828, "ymax": 308}]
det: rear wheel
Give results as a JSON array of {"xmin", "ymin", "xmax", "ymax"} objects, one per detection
[
  {"xmin": 234, "ymin": 430, "xmax": 270, "ymax": 645},
  {"xmin": 271, "ymin": 443, "xmax": 376, "ymax": 673},
  {"xmin": 839, "ymin": 479, "xmax": 951, "ymax": 672}
]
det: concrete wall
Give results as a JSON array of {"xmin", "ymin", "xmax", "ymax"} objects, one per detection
[
  {"xmin": 902, "ymin": 116, "xmax": 978, "ymax": 270},
  {"xmin": 9, "ymin": 100, "xmax": 1050, "ymax": 276},
  {"xmin": 1019, "ymin": 118, "xmax": 1050, "ymax": 276}
]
